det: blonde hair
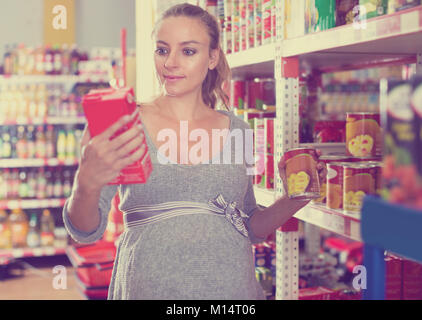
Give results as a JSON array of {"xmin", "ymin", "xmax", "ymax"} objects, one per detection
[{"xmin": 152, "ymin": 3, "xmax": 231, "ymax": 110}]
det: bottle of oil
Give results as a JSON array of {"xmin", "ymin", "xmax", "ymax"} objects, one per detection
[
  {"xmin": 9, "ymin": 208, "xmax": 29, "ymax": 248},
  {"xmin": 0, "ymin": 209, "xmax": 11, "ymax": 249},
  {"xmin": 40, "ymin": 209, "xmax": 55, "ymax": 247},
  {"xmin": 27, "ymin": 212, "xmax": 40, "ymax": 248}
]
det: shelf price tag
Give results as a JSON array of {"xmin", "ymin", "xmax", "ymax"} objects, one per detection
[{"xmin": 12, "ymin": 249, "xmax": 25, "ymax": 258}]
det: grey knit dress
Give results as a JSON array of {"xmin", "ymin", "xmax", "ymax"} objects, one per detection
[{"xmin": 63, "ymin": 109, "xmax": 266, "ymax": 300}]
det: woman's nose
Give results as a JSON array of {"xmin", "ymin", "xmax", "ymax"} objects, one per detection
[{"xmin": 164, "ymin": 51, "xmax": 178, "ymax": 69}]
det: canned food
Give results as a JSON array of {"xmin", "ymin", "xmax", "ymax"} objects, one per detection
[
  {"xmin": 326, "ymin": 162, "xmax": 347, "ymax": 209},
  {"xmin": 284, "ymin": 148, "xmax": 320, "ymax": 200},
  {"xmin": 314, "ymin": 155, "xmax": 350, "ymax": 204},
  {"xmin": 366, "ymin": 161, "xmax": 383, "ymax": 196},
  {"xmin": 343, "ymin": 162, "xmax": 377, "ymax": 213},
  {"xmin": 346, "ymin": 112, "xmax": 381, "ymax": 158}
]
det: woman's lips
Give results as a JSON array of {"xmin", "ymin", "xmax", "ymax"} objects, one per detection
[{"xmin": 164, "ymin": 75, "xmax": 185, "ymax": 82}]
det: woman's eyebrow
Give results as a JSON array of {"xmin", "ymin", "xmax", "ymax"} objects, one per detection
[{"xmin": 156, "ymin": 40, "xmax": 202, "ymax": 46}]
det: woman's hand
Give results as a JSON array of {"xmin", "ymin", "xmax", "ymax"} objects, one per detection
[{"xmin": 77, "ymin": 109, "xmax": 146, "ymax": 192}]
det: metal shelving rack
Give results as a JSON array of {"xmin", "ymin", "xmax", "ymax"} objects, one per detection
[
  {"xmin": 0, "ymin": 75, "xmax": 96, "ymax": 266},
  {"xmin": 226, "ymin": 2, "xmax": 422, "ymax": 300},
  {"xmin": 139, "ymin": 0, "xmax": 422, "ymax": 300}
]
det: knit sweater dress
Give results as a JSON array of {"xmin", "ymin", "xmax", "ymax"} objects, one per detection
[{"xmin": 62, "ymin": 109, "xmax": 266, "ymax": 300}]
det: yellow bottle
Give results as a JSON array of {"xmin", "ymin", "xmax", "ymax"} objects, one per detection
[
  {"xmin": 9, "ymin": 208, "xmax": 29, "ymax": 248},
  {"xmin": 40, "ymin": 209, "xmax": 55, "ymax": 247}
]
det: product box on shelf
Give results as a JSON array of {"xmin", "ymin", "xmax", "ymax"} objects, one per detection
[
  {"xmin": 385, "ymin": 255, "xmax": 402, "ymax": 300},
  {"xmin": 265, "ymin": 154, "xmax": 274, "ymax": 189},
  {"xmin": 82, "ymin": 87, "xmax": 152, "ymax": 185},
  {"xmin": 284, "ymin": 0, "xmax": 305, "ymax": 38},
  {"xmin": 381, "ymin": 79, "xmax": 421, "ymax": 208},
  {"xmin": 305, "ymin": 0, "xmax": 336, "ymax": 34},
  {"xmin": 265, "ymin": 118, "xmax": 274, "ymax": 155},
  {"xmin": 232, "ymin": 0, "xmax": 241, "ymax": 53},
  {"xmin": 387, "ymin": 0, "xmax": 421, "ymax": 14},
  {"xmin": 411, "ymin": 76, "xmax": 422, "ymax": 181},
  {"xmin": 402, "ymin": 259, "xmax": 422, "ymax": 300},
  {"xmin": 223, "ymin": 0, "xmax": 233, "ymax": 54},
  {"xmin": 336, "ymin": 0, "xmax": 359, "ymax": 27},
  {"xmin": 254, "ymin": 0, "xmax": 263, "ymax": 47},
  {"xmin": 359, "ymin": 0, "xmax": 388, "ymax": 19},
  {"xmin": 299, "ymin": 286, "xmax": 339, "ymax": 300},
  {"xmin": 262, "ymin": 0, "xmax": 272, "ymax": 44}
]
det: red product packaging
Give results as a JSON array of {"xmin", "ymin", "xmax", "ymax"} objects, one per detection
[
  {"xmin": 265, "ymin": 118, "xmax": 274, "ymax": 154},
  {"xmin": 252, "ymin": 243, "xmax": 267, "ymax": 267},
  {"xmin": 82, "ymin": 87, "xmax": 153, "ymax": 185},
  {"xmin": 265, "ymin": 154, "xmax": 274, "ymax": 190},
  {"xmin": 299, "ymin": 287, "xmax": 338, "ymax": 300},
  {"xmin": 402, "ymin": 259, "xmax": 422, "ymax": 300},
  {"xmin": 385, "ymin": 255, "xmax": 402, "ymax": 300}
]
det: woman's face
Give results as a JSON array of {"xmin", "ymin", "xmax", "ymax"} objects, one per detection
[{"xmin": 153, "ymin": 16, "xmax": 219, "ymax": 98}]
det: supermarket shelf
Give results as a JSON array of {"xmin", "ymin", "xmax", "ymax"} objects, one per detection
[
  {"xmin": 0, "ymin": 158, "xmax": 79, "ymax": 168},
  {"xmin": 227, "ymin": 43, "xmax": 275, "ymax": 78},
  {"xmin": 0, "ymin": 116, "xmax": 86, "ymax": 126},
  {"xmin": 254, "ymin": 186, "xmax": 276, "ymax": 208},
  {"xmin": 298, "ymin": 142, "xmax": 346, "ymax": 155},
  {"xmin": 283, "ymin": 6, "xmax": 422, "ymax": 70},
  {"xmin": 295, "ymin": 202, "xmax": 361, "ymax": 242},
  {"xmin": 0, "ymin": 246, "xmax": 67, "ymax": 266},
  {"xmin": 0, "ymin": 198, "xmax": 67, "ymax": 210},
  {"xmin": 0, "ymin": 74, "xmax": 110, "ymax": 84},
  {"xmin": 253, "ymin": 186, "xmax": 362, "ymax": 241}
]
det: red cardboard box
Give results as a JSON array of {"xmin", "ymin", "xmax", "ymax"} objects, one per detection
[
  {"xmin": 385, "ymin": 255, "xmax": 402, "ymax": 300},
  {"xmin": 265, "ymin": 154, "xmax": 274, "ymax": 190},
  {"xmin": 402, "ymin": 259, "xmax": 422, "ymax": 300},
  {"xmin": 82, "ymin": 87, "xmax": 153, "ymax": 185},
  {"xmin": 299, "ymin": 287, "xmax": 338, "ymax": 300}
]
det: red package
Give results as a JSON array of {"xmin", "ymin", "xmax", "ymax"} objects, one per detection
[
  {"xmin": 385, "ymin": 255, "xmax": 402, "ymax": 300},
  {"xmin": 402, "ymin": 259, "xmax": 422, "ymax": 300},
  {"xmin": 299, "ymin": 287, "xmax": 338, "ymax": 300},
  {"xmin": 82, "ymin": 87, "xmax": 153, "ymax": 185}
]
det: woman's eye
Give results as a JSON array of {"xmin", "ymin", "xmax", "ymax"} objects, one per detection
[
  {"xmin": 184, "ymin": 49, "xmax": 196, "ymax": 56},
  {"xmin": 155, "ymin": 48, "xmax": 168, "ymax": 55}
]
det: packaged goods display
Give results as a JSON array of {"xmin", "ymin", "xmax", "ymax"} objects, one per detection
[
  {"xmin": 284, "ymin": 148, "xmax": 320, "ymax": 200},
  {"xmin": 284, "ymin": 0, "xmax": 305, "ymax": 39},
  {"xmin": 336, "ymin": 0, "xmax": 359, "ymax": 27},
  {"xmin": 253, "ymin": 117, "xmax": 275, "ymax": 189},
  {"xmin": 228, "ymin": 77, "xmax": 275, "ymax": 111},
  {"xmin": 359, "ymin": 0, "xmax": 388, "ymax": 19},
  {"xmin": 343, "ymin": 162, "xmax": 377, "ymax": 213},
  {"xmin": 388, "ymin": 0, "xmax": 421, "ymax": 13},
  {"xmin": 381, "ymin": 78, "xmax": 422, "ymax": 209},
  {"xmin": 82, "ymin": 87, "xmax": 153, "ymax": 185},
  {"xmin": 305, "ymin": 0, "xmax": 336, "ymax": 34},
  {"xmin": 2, "ymin": 43, "xmax": 86, "ymax": 76},
  {"xmin": 0, "ymin": 207, "xmax": 67, "ymax": 249},
  {"xmin": 220, "ymin": 0, "xmax": 276, "ymax": 54},
  {"xmin": 0, "ymin": 167, "xmax": 77, "ymax": 200},
  {"xmin": 314, "ymin": 156, "xmax": 349, "ymax": 204},
  {"xmin": 327, "ymin": 162, "xmax": 346, "ymax": 209},
  {"xmin": 346, "ymin": 112, "xmax": 381, "ymax": 158}
]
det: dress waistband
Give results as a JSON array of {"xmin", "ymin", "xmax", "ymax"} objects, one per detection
[{"xmin": 122, "ymin": 194, "xmax": 249, "ymax": 238}]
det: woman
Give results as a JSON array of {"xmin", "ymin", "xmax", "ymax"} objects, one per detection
[{"xmin": 63, "ymin": 3, "xmax": 316, "ymax": 300}]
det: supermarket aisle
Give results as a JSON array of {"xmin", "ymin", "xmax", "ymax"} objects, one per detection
[{"xmin": 0, "ymin": 255, "xmax": 85, "ymax": 300}]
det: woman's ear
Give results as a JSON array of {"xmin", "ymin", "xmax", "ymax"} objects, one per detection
[{"xmin": 209, "ymin": 48, "xmax": 220, "ymax": 70}]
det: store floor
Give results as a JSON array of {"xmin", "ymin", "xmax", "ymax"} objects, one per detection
[{"xmin": 0, "ymin": 255, "xmax": 85, "ymax": 300}]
